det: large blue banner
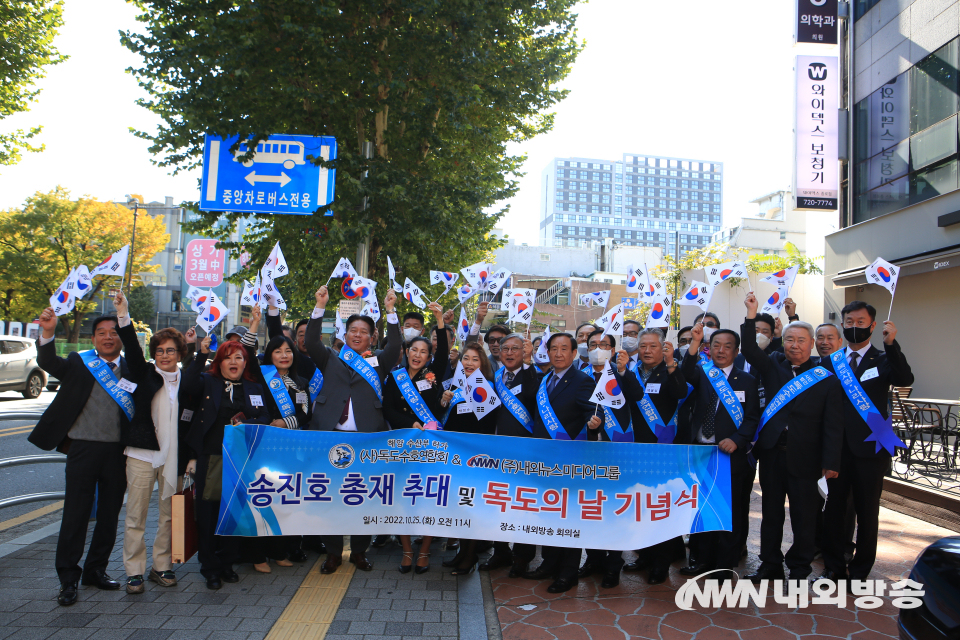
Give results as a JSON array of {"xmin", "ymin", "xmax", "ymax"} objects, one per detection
[{"xmin": 216, "ymin": 425, "xmax": 732, "ymax": 551}]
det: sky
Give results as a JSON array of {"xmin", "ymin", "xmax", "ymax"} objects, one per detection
[{"xmin": 0, "ymin": 0, "xmax": 833, "ymax": 245}]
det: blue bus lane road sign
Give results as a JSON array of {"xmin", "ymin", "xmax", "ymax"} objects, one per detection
[{"xmin": 200, "ymin": 134, "xmax": 337, "ymax": 215}]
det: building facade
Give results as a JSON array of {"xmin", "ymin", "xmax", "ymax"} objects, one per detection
[
  {"xmin": 539, "ymin": 154, "xmax": 724, "ymax": 258},
  {"xmin": 825, "ymin": 0, "xmax": 960, "ymax": 399}
]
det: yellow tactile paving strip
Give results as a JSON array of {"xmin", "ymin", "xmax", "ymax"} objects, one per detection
[
  {"xmin": 0, "ymin": 501, "xmax": 63, "ymax": 532},
  {"xmin": 265, "ymin": 549, "xmax": 356, "ymax": 640}
]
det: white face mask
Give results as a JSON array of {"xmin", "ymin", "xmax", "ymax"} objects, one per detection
[
  {"xmin": 588, "ymin": 348, "xmax": 612, "ymax": 366},
  {"xmin": 621, "ymin": 336, "xmax": 639, "ymax": 352},
  {"xmin": 679, "ymin": 345, "xmax": 689, "ymax": 357},
  {"xmin": 403, "ymin": 327, "xmax": 421, "ymax": 342},
  {"xmin": 577, "ymin": 343, "xmax": 590, "ymax": 359},
  {"xmin": 702, "ymin": 327, "xmax": 717, "ymax": 341},
  {"xmin": 756, "ymin": 333, "xmax": 771, "ymax": 350}
]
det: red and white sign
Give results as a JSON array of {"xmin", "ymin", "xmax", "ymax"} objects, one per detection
[{"xmin": 184, "ymin": 239, "xmax": 226, "ymax": 286}]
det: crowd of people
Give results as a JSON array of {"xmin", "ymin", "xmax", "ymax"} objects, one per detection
[{"xmin": 28, "ymin": 282, "xmax": 912, "ymax": 605}]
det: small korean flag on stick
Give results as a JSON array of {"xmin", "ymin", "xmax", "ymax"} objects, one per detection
[
  {"xmin": 196, "ymin": 291, "xmax": 229, "ymax": 334},
  {"xmin": 457, "ymin": 283, "xmax": 478, "ymax": 305},
  {"xmin": 452, "ymin": 361, "xmax": 469, "ymax": 391},
  {"xmin": 387, "ymin": 255, "xmax": 401, "ymax": 291},
  {"xmin": 760, "ymin": 286, "xmax": 789, "ymax": 316},
  {"xmin": 49, "ymin": 273, "xmax": 76, "ymax": 316},
  {"xmin": 864, "ymin": 257, "xmax": 900, "ymax": 320},
  {"xmin": 625, "ymin": 263, "xmax": 650, "ymax": 295},
  {"xmin": 240, "ymin": 280, "xmax": 258, "ymax": 307},
  {"xmin": 71, "ymin": 266, "xmax": 93, "ymax": 299},
  {"xmin": 641, "ymin": 277, "xmax": 668, "ymax": 300},
  {"xmin": 677, "ymin": 281, "xmax": 715, "ymax": 312},
  {"xmin": 460, "ymin": 261, "xmax": 493, "ymax": 290},
  {"xmin": 591, "ymin": 361, "xmax": 625, "ymax": 408},
  {"xmin": 326, "ymin": 257, "xmax": 359, "ymax": 286},
  {"xmin": 579, "ymin": 290, "xmax": 611, "ymax": 308},
  {"xmin": 263, "ymin": 242, "xmax": 288, "ymax": 280},
  {"xmin": 91, "ymin": 245, "xmax": 130, "ymax": 279},
  {"xmin": 430, "ymin": 270, "xmax": 460, "ymax": 299},
  {"xmin": 261, "ymin": 274, "xmax": 286, "ymax": 310},
  {"xmin": 761, "ymin": 265, "xmax": 799, "ymax": 289},
  {"xmin": 534, "ymin": 326, "xmax": 552, "ymax": 364},
  {"xmin": 403, "ymin": 278, "xmax": 427, "ymax": 309},
  {"xmin": 485, "ymin": 268, "xmax": 512, "ymax": 296},
  {"xmin": 191, "ymin": 289, "xmax": 212, "ymax": 313},
  {"xmin": 706, "ymin": 260, "xmax": 749, "ymax": 289},
  {"xmin": 456, "ymin": 306, "xmax": 470, "ymax": 343},
  {"xmin": 465, "ymin": 372, "xmax": 501, "ymax": 418},
  {"xmin": 645, "ymin": 294, "xmax": 673, "ymax": 329},
  {"xmin": 361, "ymin": 297, "xmax": 381, "ymax": 323},
  {"xmin": 599, "ymin": 303, "xmax": 625, "ymax": 338}
]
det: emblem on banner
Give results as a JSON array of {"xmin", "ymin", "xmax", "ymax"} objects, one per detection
[{"xmin": 329, "ymin": 444, "xmax": 355, "ymax": 469}]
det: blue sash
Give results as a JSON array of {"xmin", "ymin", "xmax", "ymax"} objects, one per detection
[
  {"xmin": 636, "ymin": 393, "xmax": 668, "ymax": 443},
  {"xmin": 664, "ymin": 383, "xmax": 694, "ymax": 444},
  {"xmin": 830, "ymin": 349, "xmax": 905, "ymax": 455},
  {"xmin": 536, "ymin": 374, "xmax": 587, "ymax": 441},
  {"xmin": 757, "ymin": 366, "xmax": 833, "ymax": 436},
  {"xmin": 494, "ymin": 368, "xmax": 533, "ymax": 434},
  {"xmin": 700, "ymin": 361, "xmax": 743, "ymax": 427},
  {"xmin": 392, "ymin": 369, "xmax": 440, "ymax": 426},
  {"xmin": 441, "ymin": 388, "xmax": 466, "ymax": 426},
  {"xmin": 308, "ymin": 367, "xmax": 323, "ymax": 404},
  {"xmin": 338, "ymin": 346, "xmax": 382, "ymax": 401},
  {"xmin": 601, "ymin": 406, "xmax": 634, "ymax": 442},
  {"xmin": 78, "ymin": 350, "xmax": 134, "ymax": 421},
  {"xmin": 261, "ymin": 365, "xmax": 296, "ymax": 418}
]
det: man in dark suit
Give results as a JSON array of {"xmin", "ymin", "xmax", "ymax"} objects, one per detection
[
  {"xmin": 304, "ymin": 284, "xmax": 401, "ymax": 574},
  {"xmin": 739, "ymin": 293, "xmax": 844, "ymax": 582},
  {"xmin": 29, "ymin": 307, "xmax": 131, "ymax": 606},
  {"xmin": 522, "ymin": 332, "xmax": 601, "ymax": 593},
  {"xmin": 679, "ymin": 324, "xmax": 761, "ymax": 581},
  {"xmin": 616, "ymin": 328, "xmax": 689, "ymax": 583},
  {"xmin": 479, "ymin": 333, "xmax": 542, "ymax": 576},
  {"xmin": 817, "ymin": 300, "xmax": 913, "ymax": 583}
]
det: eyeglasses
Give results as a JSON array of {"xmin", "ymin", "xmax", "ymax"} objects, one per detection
[
  {"xmin": 500, "ymin": 346, "xmax": 522, "ymax": 354},
  {"xmin": 154, "ymin": 348, "xmax": 179, "ymax": 357},
  {"xmin": 623, "ymin": 331, "xmax": 640, "ymax": 338},
  {"xmin": 486, "ymin": 337, "xmax": 502, "ymax": 344}
]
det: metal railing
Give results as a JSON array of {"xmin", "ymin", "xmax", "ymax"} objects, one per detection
[
  {"xmin": 0, "ymin": 411, "xmax": 66, "ymax": 510},
  {"xmin": 535, "ymin": 279, "xmax": 567, "ymax": 305}
]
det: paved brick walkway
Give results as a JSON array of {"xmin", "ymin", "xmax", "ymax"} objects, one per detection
[{"xmin": 491, "ymin": 479, "xmax": 958, "ymax": 640}]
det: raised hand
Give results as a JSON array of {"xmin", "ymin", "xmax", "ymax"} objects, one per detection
[
  {"xmin": 114, "ymin": 290, "xmax": 128, "ymax": 317},
  {"xmin": 200, "ymin": 336, "xmax": 212, "ymax": 354},
  {"xmin": 587, "ymin": 415, "xmax": 602, "ymax": 430},
  {"xmin": 476, "ymin": 300, "xmax": 489, "ymax": 323},
  {"xmin": 38, "ymin": 307, "xmax": 57, "ymax": 338},
  {"xmin": 784, "ymin": 297, "xmax": 797, "ymax": 318},
  {"xmin": 523, "ymin": 338, "xmax": 534, "ymax": 362},
  {"xmin": 744, "ymin": 292, "xmax": 758, "ymax": 317},
  {"xmin": 616, "ymin": 349, "xmax": 629, "ymax": 373},
  {"xmin": 428, "ymin": 301, "xmax": 443, "ymax": 325},
  {"xmin": 691, "ymin": 322, "xmax": 704, "ymax": 343},
  {"xmin": 249, "ymin": 305, "xmax": 262, "ymax": 332},
  {"xmin": 185, "ymin": 326, "xmax": 197, "ymax": 344},
  {"xmin": 882, "ymin": 320, "xmax": 897, "ymax": 345},
  {"xmin": 441, "ymin": 390, "xmax": 454, "ymax": 407},
  {"xmin": 774, "ymin": 317, "xmax": 783, "ymax": 337},
  {"xmin": 442, "ymin": 309, "xmax": 454, "ymax": 326},
  {"xmin": 315, "ymin": 285, "xmax": 329, "ymax": 308},
  {"xmin": 384, "ymin": 288, "xmax": 397, "ymax": 312}
]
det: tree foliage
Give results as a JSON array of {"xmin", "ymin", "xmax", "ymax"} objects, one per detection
[
  {"xmin": 127, "ymin": 285, "xmax": 157, "ymax": 323},
  {"xmin": 123, "ymin": 0, "xmax": 582, "ymax": 317},
  {"xmin": 0, "ymin": 188, "xmax": 169, "ymax": 341},
  {"xmin": 0, "ymin": 1, "xmax": 66, "ymax": 167}
]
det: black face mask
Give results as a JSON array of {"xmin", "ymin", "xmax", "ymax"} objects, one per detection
[{"xmin": 843, "ymin": 325, "xmax": 873, "ymax": 344}]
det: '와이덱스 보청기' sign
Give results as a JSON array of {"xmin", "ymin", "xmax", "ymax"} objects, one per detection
[{"xmin": 200, "ymin": 134, "xmax": 337, "ymax": 216}]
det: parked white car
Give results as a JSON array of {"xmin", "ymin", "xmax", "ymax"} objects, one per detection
[{"xmin": 0, "ymin": 334, "xmax": 48, "ymax": 398}]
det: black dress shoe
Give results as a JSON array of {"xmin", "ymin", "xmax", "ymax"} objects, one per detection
[
  {"xmin": 508, "ymin": 561, "xmax": 529, "ymax": 579},
  {"xmin": 446, "ymin": 539, "xmax": 460, "ymax": 551},
  {"xmin": 479, "ymin": 554, "xmax": 513, "ymax": 571},
  {"xmin": 601, "ymin": 572, "xmax": 620, "ymax": 588},
  {"xmin": 647, "ymin": 566, "xmax": 668, "ymax": 585},
  {"xmin": 679, "ymin": 563, "xmax": 713, "ymax": 576},
  {"xmin": 80, "ymin": 570, "xmax": 120, "ymax": 590},
  {"xmin": 522, "ymin": 565, "xmax": 557, "ymax": 581},
  {"xmin": 221, "ymin": 568, "xmax": 240, "ymax": 583},
  {"xmin": 349, "ymin": 552, "xmax": 373, "ymax": 571},
  {"xmin": 289, "ymin": 549, "xmax": 308, "ymax": 563},
  {"xmin": 371, "ymin": 534, "xmax": 390, "ymax": 548},
  {"xmin": 623, "ymin": 558, "xmax": 651, "ymax": 572},
  {"xmin": 205, "ymin": 575, "xmax": 222, "ymax": 590},
  {"xmin": 577, "ymin": 562, "xmax": 601, "ymax": 578},
  {"xmin": 746, "ymin": 565, "xmax": 785, "ymax": 584},
  {"xmin": 546, "ymin": 577, "xmax": 578, "ymax": 593},
  {"xmin": 57, "ymin": 581, "xmax": 78, "ymax": 606},
  {"xmin": 442, "ymin": 550, "xmax": 466, "ymax": 568}
]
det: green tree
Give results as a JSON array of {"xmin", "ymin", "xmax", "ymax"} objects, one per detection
[
  {"xmin": 127, "ymin": 285, "xmax": 156, "ymax": 323},
  {"xmin": 0, "ymin": 1, "xmax": 66, "ymax": 167},
  {"xmin": 0, "ymin": 187, "xmax": 170, "ymax": 342},
  {"xmin": 123, "ymin": 0, "xmax": 582, "ymax": 317}
]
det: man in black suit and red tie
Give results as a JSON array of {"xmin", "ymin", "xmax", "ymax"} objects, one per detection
[
  {"xmin": 678, "ymin": 324, "xmax": 761, "ymax": 582},
  {"xmin": 817, "ymin": 300, "xmax": 913, "ymax": 583},
  {"xmin": 29, "ymin": 307, "xmax": 132, "ymax": 606},
  {"xmin": 521, "ymin": 332, "xmax": 601, "ymax": 593}
]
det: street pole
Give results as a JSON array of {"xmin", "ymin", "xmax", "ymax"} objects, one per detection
[
  {"xmin": 673, "ymin": 231, "xmax": 681, "ymax": 328},
  {"xmin": 127, "ymin": 202, "xmax": 139, "ymax": 295},
  {"xmin": 356, "ymin": 141, "xmax": 375, "ymax": 278}
]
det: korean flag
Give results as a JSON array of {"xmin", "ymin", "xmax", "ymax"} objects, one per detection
[
  {"xmin": 533, "ymin": 326, "xmax": 552, "ymax": 364},
  {"xmin": 465, "ymin": 372, "xmax": 501, "ymax": 418},
  {"xmin": 761, "ymin": 265, "xmax": 799, "ymax": 289},
  {"xmin": 430, "ymin": 270, "xmax": 460, "ymax": 295},
  {"xmin": 329, "ymin": 257, "xmax": 359, "ymax": 281},
  {"xmin": 864, "ymin": 257, "xmax": 899, "ymax": 295},
  {"xmin": 263, "ymin": 242, "xmax": 289, "ymax": 280},
  {"xmin": 485, "ymin": 268, "xmax": 512, "ymax": 296},
  {"xmin": 579, "ymin": 290, "xmax": 611, "ymax": 309},
  {"xmin": 625, "ymin": 263, "xmax": 650, "ymax": 295},
  {"xmin": 403, "ymin": 278, "xmax": 427, "ymax": 309},
  {"xmin": 240, "ymin": 280, "xmax": 258, "ymax": 307},
  {"xmin": 677, "ymin": 280, "xmax": 714, "ymax": 312},
  {"xmin": 362, "ymin": 297, "xmax": 381, "ymax": 323},
  {"xmin": 350, "ymin": 275, "xmax": 378, "ymax": 301},
  {"xmin": 645, "ymin": 295, "xmax": 673, "ymax": 329},
  {"xmin": 760, "ymin": 286, "xmax": 789, "ymax": 316},
  {"xmin": 457, "ymin": 283, "xmax": 478, "ymax": 304},
  {"xmin": 71, "ymin": 266, "xmax": 94, "ymax": 299},
  {"xmin": 387, "ymin": 255, "xmax": 401, "ymax": 291},
  {"xmin": 261, "ymin": 274, "xmax": 287, "ymax": 310},
  {"xmin": 590, "ymin": 361, "xmax": 625, "ymax": 408},
  {"xmin": 452, "ymin": 361, "xmax": 469, "ymax": 391},
  {"xmin": 705, "ymin": 260, "xmax": 748, "ymax": 288},
  {"xmin": 196, "ymin": 291, "xmax": 230, "ymax": 334},
  {"xmin": 641, "ymin": 277, "xmax": 668, "ymax": 300},
  {"xmin": 334, "ymin": 313, "xmax": 346, "ymax": 341},
  {"xmin": 49, "ymin": 273, "xmax": 76, "ymax": 317},
  {"xmin": 90, "ymin": 245, "xmax": 130, "ymax": 279},
  {"xmin": 456, "ymin": 306, "xmax": 470, "ymax": 343},
  {"xmin": 460, "ymin": 261, "xmax": 492, "ymax": 289},
  {"xmin": 191, "ymin": 289, "xmax": 213, "ymax": 313},
  {"xmin": 599, "ymin": 303, "xmax": 625, "ymax": 338},
  {"xmin": 184, "ymin": 285, "xmax": 204, "ymax": 305}
]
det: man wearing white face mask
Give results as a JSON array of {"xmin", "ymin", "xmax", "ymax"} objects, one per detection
[
  {"xmin": 621, "ymin": 320, "xmax": 642, "ymax": 367},
  {"xmin": 401, "ymin": 312, "xmax": 425, "ymax": 343},
  {"xmin": 575, "ymin": 322, "xmax": 600, "ymax": 372}
]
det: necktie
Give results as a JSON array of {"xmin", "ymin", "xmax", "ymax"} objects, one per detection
[
  {"xmin": 339, "ymin": 398, "xmax": 351, "ymax": 425},
  {"xmin": 505, "ymin": 371, "xmax": 515, "ymax": 385},
  {"xmin": 702, "ymin": 386, "xmax": 718, "ymax": 440},
  {"xmin": 792, "ymin": 365, "xmax": 798, "ymax": 378},
  {"xmin": 849, "ymin": 352, "xmax": 859, "ymax": 371},
  {"xmin": 108, "ymin": 362, "xmax": 118, "ymax": 372},
  {"xmin": 547, "ymin": 373, "xmax": 559, "ymax": 395}
]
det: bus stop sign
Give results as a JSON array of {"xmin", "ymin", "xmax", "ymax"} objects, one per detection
[{"xmin": 200, "ymin": 134, "xmax": 337, "ymax": 215}]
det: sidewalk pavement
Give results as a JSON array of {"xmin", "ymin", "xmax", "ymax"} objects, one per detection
[{"xmin": 0, "ymin": 478, "xmax": 955, "ymax": 640}]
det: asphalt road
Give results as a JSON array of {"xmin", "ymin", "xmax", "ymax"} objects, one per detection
[{"xmin": 0, "ymin": 389, "xmax": 60, "ymax": 523}]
